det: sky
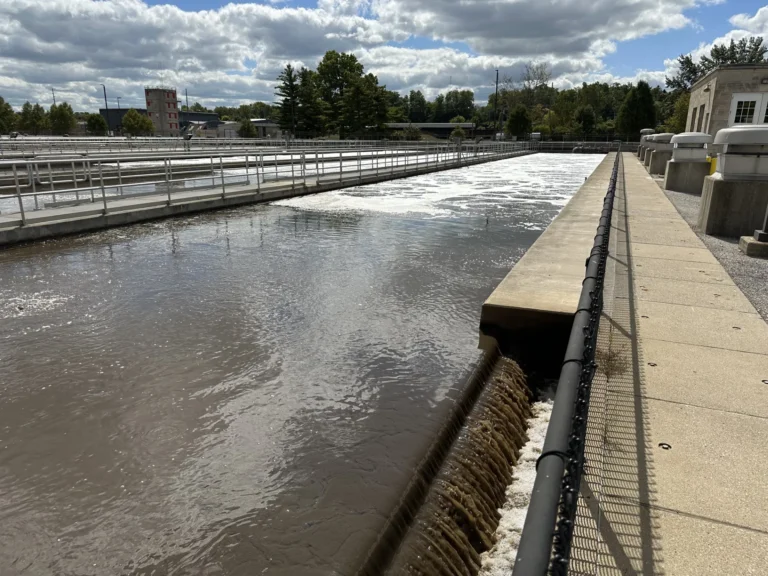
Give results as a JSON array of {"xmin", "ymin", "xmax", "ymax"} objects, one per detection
[{"xmin": 1, "ymin": 0, "xmax": 768, "ymax": 112}]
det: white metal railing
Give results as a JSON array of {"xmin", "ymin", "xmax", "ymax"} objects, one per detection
[
  {"xmin": 0, "ymin": 141, "xmax": 532, "ymax": 223},
  {"xmin": 0, "ymin": 147, "xmax": 471, "ymax": 194},
  {"xmin": 0, "ymin": 136, "xmax": 486, "ymax": 158}
]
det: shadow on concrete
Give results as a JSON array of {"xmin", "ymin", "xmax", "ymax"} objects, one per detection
[{"xmin": 569, "ymin": 153, "xmax": 664, "ymax": 576}]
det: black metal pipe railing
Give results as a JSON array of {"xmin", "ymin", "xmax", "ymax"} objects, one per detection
[{"xmin": 512, "ymin": 150, "xmax": 621, "ymax": 576}]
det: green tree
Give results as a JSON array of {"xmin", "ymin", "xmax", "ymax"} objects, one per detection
[
  {"xmin": 275, "ymin": 63, "xmax": 299, "ymax": 134},
  {"xmin": 574, "ymin": 104, "xmax": 596, "ymax": 136},
  {"xmin": 444, "ymin": 89, "xmax": 474, "ymax": 120},
  {"xmin": 18, "ymin": 102, "xmax": 49, "ymax": 135},
  {"xmin": 238, "ymin": 120, "xmax": 257, "ymax": 138},
  {"xmin": 86, "ymin": 113, "xmax": 108, "ymax": 135},
  {"xmin": 505, "ymin": 104, "xmax": 531, "ymax": 137},
  {"xmin": 616, "ymin": 81, "xmax": 656, "ymax": 137},
  {"xmin": 341, "ymin": 73, "xmax": 388, "ymax": 136},
  {"xmin": 430, "ymin": 94, "xmax": 446, "ymax": 122},
  {"xmin": 450, "ymin": 125, "xmax": 466, "ymax": 139},
  {"xmin": 449, "ymin": 115, "xmax": 466, "ymax": 123},
  {"xmin": 666, "ymin": 36, "xmax": 768, "ymax": 91},
  {"xmin": 409, "ymin": 90, "xmax": 428, "ymax": 122},
  {"xmin": 122, "ymin": 108, "xmax": 154, "ymax": 136},
  {"xmin": 0, "ymin": 96, "xmax": 16, "ymax": 134},
  {"xmin": 316, "ymin": 50, "xmax": 364, "ymax": 136},
  {"xmin": 49, "ymin": 102, "xmax": 76, "ymax": 135},
  {"xmin": 664, "ymin": 92, "xmax": 690, "ymax": 133},
  {"xmin": 296, "ymin": 67, "xmax": 328, "ymax": 137}
]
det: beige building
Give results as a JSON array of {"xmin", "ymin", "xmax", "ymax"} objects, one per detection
[
  {"xmin": 144, "ymin": 86, "xmax": 180, "ymax": 136},
  {"xmin": 688, "ymin": 63, "xmax": 768, "ymax": 137}
]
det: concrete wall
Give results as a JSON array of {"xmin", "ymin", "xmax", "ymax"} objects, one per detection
[
  {"xmin": 664, "ymin": 161, "xmax": 711, "ymax": 195},
  {"xmin": 479, "ymin": 153, "xmax": 616, "ymax": 374},
  {"xmin": 698, "ymin": 174, "xmax": 768, "ymax": 236},
  {"xmin": 689, "ymin": 66, "xmax": 768, "ymax": 137}
]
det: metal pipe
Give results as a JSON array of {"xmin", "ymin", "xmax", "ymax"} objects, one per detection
[{"xmin": 512, "ymin": 151, "xmax": 620, "ymax": 576}]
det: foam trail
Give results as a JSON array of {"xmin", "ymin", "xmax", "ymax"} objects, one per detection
[{"xmin": 478, "ymin": 389, "xmax": 554, "ymax": 576}]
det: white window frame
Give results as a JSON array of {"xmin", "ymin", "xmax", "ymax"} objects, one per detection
[{"xmin": 728, "ymin": 93, "xmax": 768, "ymax": 126}]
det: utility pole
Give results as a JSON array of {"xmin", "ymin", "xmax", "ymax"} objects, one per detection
[
  {"xmin": 51, "ymin": 88, "xmax": 56, "ymax": 106},
  {"xmin": 185, "ymin": 88, "xmax": 189, "ymax": 111},
  {"xmin": 116, "ymin": 97, "xmax": 121, "ymax": 110},
  {"xmin": 493, "ymin": 69, "xmax": 499, "ymax": 137},
  {"xmin": 101, "ymin": 84, "xmax": 109, "ymax": 136}
]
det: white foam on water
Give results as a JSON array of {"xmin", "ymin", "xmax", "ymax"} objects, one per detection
[
  {"xmin": 275, "ymin": 154, "xmax": 604, "ymax": 219},
  {"xmin": 479, "ymin": 388, "xmax": 554, "ymax": 576}
]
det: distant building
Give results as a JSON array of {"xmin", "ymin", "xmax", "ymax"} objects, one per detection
[
  {"xmin": 386, "ymin": 122, "xmax": 475, "ymax": 139},
  {"xmin": 689, "ymin": 64, "xmax": 768, "ymax": 137},
  {"xmin": 145, "ymin": 87, "xmax": 181, "ymax": 136},
  {"xmin": 250, "ymin": 118, "xmax": 281, "ymax": 138},
  {"xmin": 99, "ymin": 107, "xmax": 219, "ymax": 135}
]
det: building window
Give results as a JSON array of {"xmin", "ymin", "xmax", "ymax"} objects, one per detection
[
  {"xmin": 734, "ymin": 100, "xmax": 756, "ymax": 123},
  {"xmin": 147, "ymin": 101, "xmax": 151, "ymax": 107},
  {"xmin": 704, "ymin": 112, "xmax": 710, "ymax": 131},
  {"xmin": 690, "ymin": 107, "xmax": 698, "ymax": 131},
  {"xmin": 696, "ymin": 105, "xmax": 705, "ymax": 131}
]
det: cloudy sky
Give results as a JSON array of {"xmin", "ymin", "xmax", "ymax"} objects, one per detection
[{"xmin": 1, "ymin": 0, "xmax": 767, "ymax": 112}]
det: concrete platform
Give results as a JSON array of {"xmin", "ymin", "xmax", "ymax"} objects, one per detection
[
  {"xmin": 571, "ymin": 153, "xmax": 768, "ymax": 575},
  {"xmin": 479, "ymin": 153, "xmax": 615, "ymax": 371}
]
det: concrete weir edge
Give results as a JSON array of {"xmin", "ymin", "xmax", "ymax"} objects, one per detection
[{"xmin": 479, "ymin": 152, "xmax": 617, "ymax": 374}]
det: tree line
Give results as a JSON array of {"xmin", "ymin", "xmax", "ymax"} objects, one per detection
[
  {"xmin": 2, "ymin": 36, "xmax": 766, "ymax": 140},
  {"xmin": 0, "ymin": 98, "xmax": 112, "ymax": 136}
]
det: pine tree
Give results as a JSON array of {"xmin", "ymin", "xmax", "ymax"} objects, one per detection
[
  {"xmin": 275, "ymin": 64, "xmax": 299, "ymax": 135},
  {"xmin": 296, "ymin": 68, "xmax": 328, "ymax": 137},
  {"xmin": 0, "ymin": 96, "xmax": 16, "ymax": 134}
]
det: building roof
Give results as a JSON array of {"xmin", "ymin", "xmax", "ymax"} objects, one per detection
[{"xmin": 691, "ymin": 63, "xmax": 768, "ymax": 91}]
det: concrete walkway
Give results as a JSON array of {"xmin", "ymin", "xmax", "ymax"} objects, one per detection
[{"xmin": 571, "ymin": 153, "xmax": 768, "ymax": 575}]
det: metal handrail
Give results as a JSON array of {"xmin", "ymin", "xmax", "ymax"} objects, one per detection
[
  {"xmin": 2, "ymin": 142, "xmax": 532, "ymax": 222},
  {"xmin": 511, "ymin": 149, "xmax": 621, "ymax": 576}
]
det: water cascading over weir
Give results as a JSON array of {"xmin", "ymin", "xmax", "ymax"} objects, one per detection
[{"xmin": 357, "ymin": 152, "xmax": 620, "ymax": 576}]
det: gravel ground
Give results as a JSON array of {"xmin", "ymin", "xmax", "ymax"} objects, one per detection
[{"xmin": 655, "ymin": 175, "xmax": 768, "ymax": 321}]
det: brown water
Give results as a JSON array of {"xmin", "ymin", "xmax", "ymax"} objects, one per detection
[{"xmin": 0, "ymin": 155, "xmax": 603, "ymax": 576}]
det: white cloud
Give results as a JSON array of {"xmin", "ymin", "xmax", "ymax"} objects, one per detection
[{"xmin": 0, "ymin": 0, "xmax": 732, "ymax": 111}]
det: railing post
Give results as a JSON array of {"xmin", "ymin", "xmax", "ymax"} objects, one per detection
[
  {"xmin": 291, "ymin": 155, "xmax": 295, "ymax": 190},
  {"xmin": 256, "ymin": 154, "xmax": 261, "ymax": 192},
  {"xmin": 245, "ymin": 154, "xmax": 250, "ymax": 185},
  {"xmin": 87, "ymin": 161, "xmax": 95, "ymax": 204},
  {"xmin": 47, "ymin": 162, "xmax": 57, "ymax": 204},
  {"xmin": 164, "ymin": 158, "xmax": 172, "ymax": 205},
  {"xmin": 13, "ymin": 164, "xmax": 26, "ymax": 225},
  {"xmin": 210, "ymin": 156, "xmax": 216, "ymax": 187},
  {"xmin": 358, "ymin": 151, "xmax": 362, "ymax": 185},
  {"xmin": 339, "ymin": 151, "xmax": 343, "ymax": 184},
  {"xmin": 98, "ymin": 161, "xmax": 108, "ymax": 214},
  {"xmin": 219, "ymin": 156, "xmax": 226, "ymax": 199},
  {"xmin": 71, "ymin": 161, "xmax": 80, "ymax": 201}
]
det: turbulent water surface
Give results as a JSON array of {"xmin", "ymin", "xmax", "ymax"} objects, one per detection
[{"xmin": 0, "ymin": 153, "xmax": 603, "ymax": 576}]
